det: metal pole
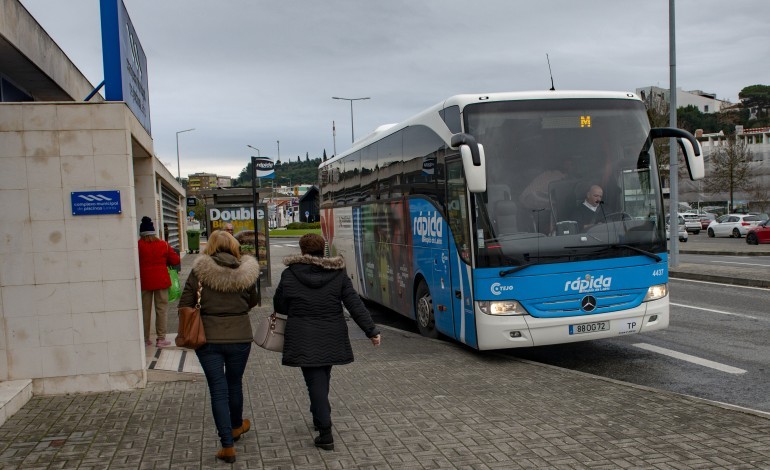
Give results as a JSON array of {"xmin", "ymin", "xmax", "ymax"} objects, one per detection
[
  {"xmin": 332, "ymin": 97, "xmax": 369, "ymax": 145},
  {"xmin": 669, "ymin": 0, "xmax": 679, "ymax": 266},
  {"xmin": 176, "ymin": 128, "xmax": 195, "ymax": 181},
  {"xmin": 247, "ymin": 144, "xmax": 260, "ymax": 157},
  {"xmin": 176, "ymin": 133, "xmax": 180, "ymax": 180},
  {"xmin": 333, "ymin": 121, "xmax": 337, "ymax": 156},
  {"xmin": 349, "ymin": 100, "xmax": 354, "ymax": 143}
]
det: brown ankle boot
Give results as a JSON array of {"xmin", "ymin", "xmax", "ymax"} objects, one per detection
[
  {"xmin": 233, "ymin": 419, "xmax": 251, "ymax": 441},
  {"xmin": 216, "ymin": 447, "xmax": 236, "ymax": 463}
]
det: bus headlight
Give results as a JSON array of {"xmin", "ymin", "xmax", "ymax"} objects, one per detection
[
  {"xmin": 477, "ymin": 300, "xmax": 527, "ymax": 316},
  {"xmin": 643, "ymin": 283, "xmax": 668, "ymax": 302}
]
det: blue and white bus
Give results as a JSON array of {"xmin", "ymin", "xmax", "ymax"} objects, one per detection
[{"xmin": 319, "ymin": 91, "xmax": 704, "ymax": 350}]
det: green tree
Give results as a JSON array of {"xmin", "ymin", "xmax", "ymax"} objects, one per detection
[
  {"xmin": 192, "ymin": 201, "xmax": 206, "ymax": 223},
  {"xmin": 703, "ymin": 136, "xmax": 754, "ymax": 211},
  {"xmin": 738, "ymin": 85, "xmax": 770, "ymax": 116}
]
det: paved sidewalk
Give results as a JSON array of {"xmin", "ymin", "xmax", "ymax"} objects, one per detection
[{"xmin": 1, "ymin": 245, "xmax": 769, "ymax": 468}]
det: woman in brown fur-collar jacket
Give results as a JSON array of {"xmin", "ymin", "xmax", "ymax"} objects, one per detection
[
  {"xmin": 273, "ymin": 233, "xmax": 381, "ymax": 451},
  {"xmin": 179, "ymin": 230, "xmax": 260, "ymax": 463}
]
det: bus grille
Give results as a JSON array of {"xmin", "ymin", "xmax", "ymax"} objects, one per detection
[{"xmin": 525, "ymin": 290, "xmax": 646, "ymax": 318}]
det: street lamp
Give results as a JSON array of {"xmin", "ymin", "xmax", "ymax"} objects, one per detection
[
  {"xmin": 176, "ymin": 128, "xmax": 195, "ymax": 181},
  {"xmin": 247, "ymin": 144, "xmax": 260, "ymax": 157},
  {"xmin": 332, "ymin": 96, "xmax": 370, "ymax": 143}
]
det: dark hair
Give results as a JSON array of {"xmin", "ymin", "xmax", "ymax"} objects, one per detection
[{"xmin": 299, "ymin": 233, "xmax": 325, "ymax": 257}]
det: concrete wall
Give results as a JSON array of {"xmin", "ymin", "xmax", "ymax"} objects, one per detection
[{"xmin": 0, "ymin": 101, "xmax": 156, "ymax": 394}]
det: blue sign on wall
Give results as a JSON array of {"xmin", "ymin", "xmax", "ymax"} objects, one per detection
[
  {"xmin": 100, "ymin": 0, "xmax": 151, "ymax": 135},
  {"xmin": 71, "ymin": 190, "xmax": 122, "ymax": 216}
]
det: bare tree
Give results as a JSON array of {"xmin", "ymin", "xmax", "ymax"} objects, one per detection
[
  {"xmin": 642, "ymin": 91, "xmax": 670, "ymax": 170},
  {"xmin": 703, "ymin": 136, "xmax": 753, "ymax": 211},
  {"xmin": 641, "ymin": 91, "xmax": 689, "ymax": 193},
  {"xmin": 748, "ymin": 184, "xmax": 770, "ymax": 214}
]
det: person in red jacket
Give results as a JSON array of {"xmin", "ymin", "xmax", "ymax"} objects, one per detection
[{"xmin": 138, "ymin": 216, "xmax": 180, "ymax": 347}]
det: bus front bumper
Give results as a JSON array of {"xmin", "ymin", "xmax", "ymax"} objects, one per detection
[{"xmin": 475, "ymin": 297, "xmax": 669, "ymax": 350}]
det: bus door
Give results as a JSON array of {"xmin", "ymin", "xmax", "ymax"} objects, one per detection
[{"xmin": 445, "ymin": 158, "xmax": 477, "ymax": 348}]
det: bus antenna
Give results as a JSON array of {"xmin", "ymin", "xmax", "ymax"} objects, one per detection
[{"xmin": 546, "ymin": 54, "xmax": 556, "ymax": 91}]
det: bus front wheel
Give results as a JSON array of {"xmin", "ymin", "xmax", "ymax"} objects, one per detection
[{"xmin": 415, "ymin": 281, "xmax": 439, "ymax": 339}]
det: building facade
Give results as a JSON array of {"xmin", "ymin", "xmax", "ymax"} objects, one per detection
[
  {"xmin": 1, "ymin": 0, "xmax": 186, "ymax": 401},
  {"xmin": 679, "ymin": 127, "xmax": 770, "ymax": 212},
  {"xmin": 637, "ymin": 86, "xmax": 731, "ymax": 114},
  {"xmin": 186, "ymin": 172, "xmax": 218, "ymax": 193}
]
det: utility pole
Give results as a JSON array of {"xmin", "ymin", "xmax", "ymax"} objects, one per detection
[{"xmin": 669, "ymin": 0, "xmax": 679, "ymax": 266}]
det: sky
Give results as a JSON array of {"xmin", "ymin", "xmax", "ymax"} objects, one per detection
[{"xmin": 18, "ymin": 0, "xmax": 770, "ymax": 181}]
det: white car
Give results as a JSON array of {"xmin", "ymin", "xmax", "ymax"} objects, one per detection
[
  {"xmin": 707, "ymin": 214, "xmax": 761, "ymax": 238},
  {"xmin": 666, "ymin": 215, "xmax": 688, "ymax": 242},
  {"xmin": 679, "ymin": 212, "xmax": 702, "ymax": 234}
]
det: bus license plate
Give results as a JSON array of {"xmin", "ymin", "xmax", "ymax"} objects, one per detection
[{"xmin": 569, "ymin": 321, "xmax": 610, "ymax": 335}]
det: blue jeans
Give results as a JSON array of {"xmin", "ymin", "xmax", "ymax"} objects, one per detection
[{"xmin": 196, "ymin": 342, "xmax": 252, "ymax": 447}]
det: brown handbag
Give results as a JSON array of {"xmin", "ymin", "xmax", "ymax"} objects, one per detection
[{"xmin": 176, "ymin": 281, "xmax": 206, "ymax": 349}]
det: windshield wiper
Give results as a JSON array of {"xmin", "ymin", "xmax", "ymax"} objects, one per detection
[
  {"xmin": 610, "ymin": 244, "xmax": 662, "ymax": 262},
  {"xmin": 565, "ymin": 244, "xmax": 662, "ymax": 262},
  {"xmin": 500, "ymin": 263, "xmax": 536, "ymax": 277}
]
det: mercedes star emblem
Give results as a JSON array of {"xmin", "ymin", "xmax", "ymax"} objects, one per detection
[{"xmin": 581, "ymin": 295, "xmax": 597, "ymax": 312}]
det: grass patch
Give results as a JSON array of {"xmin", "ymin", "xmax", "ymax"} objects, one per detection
[{"xmin": 269, "ymin": 229, "xmax": 321, "ymax": 237}]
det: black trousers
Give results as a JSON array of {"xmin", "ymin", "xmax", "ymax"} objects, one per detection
[{"xmin": 301, "ymin": 366, "xmax": 333, "ymax": 429}]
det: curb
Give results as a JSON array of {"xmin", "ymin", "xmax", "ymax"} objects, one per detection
[
  {"xmin": 669, "ymin": 271, "xmax": 770, "ymax": 288},
  {"xmin": 679, "ymin": 250, "xmax": 770, "ymax": 257}
]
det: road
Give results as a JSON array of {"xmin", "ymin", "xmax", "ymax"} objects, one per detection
[
  {"xmin": 269, "ymin": 238, "xmax": 770, "ymax": 413},
  {"xmin": 503, "ymin": 278, "xmax": 770, "ymax": 413},
  {"xmin": 680, "ymin": 252, "xmax": 770, "ymax": 268}
]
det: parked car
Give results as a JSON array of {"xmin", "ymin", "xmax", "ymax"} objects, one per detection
[
  {"xmin": 679, "ymin": 212, "xmax": 701, "ymax": 234},
  {"xmin": 706, "ymin": 214, "xmax": 761, "ymax": 238},
  {"xmin": 746, "ymin": 219, "xmax": 770, "ymax": 245},
  {"xmin": 666, "ymin": 215, "xmax": 688, "ymax": 242},
  {"xmin": 699, "ymin": 213, "xmax": 716, "ymax": 230}
]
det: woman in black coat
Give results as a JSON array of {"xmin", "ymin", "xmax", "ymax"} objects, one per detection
[{"xmin": 273, "ymin": 233, "xmax": 381, "ymax": 451}]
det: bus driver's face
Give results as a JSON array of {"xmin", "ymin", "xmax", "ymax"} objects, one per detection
[{"xmin": 586, "ymin": 186, "xmax": 603, "ymax": 208}]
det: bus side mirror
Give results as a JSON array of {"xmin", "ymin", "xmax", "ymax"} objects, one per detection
[
  {"xmin": 451, "ymin": 133, "xmax": 487, "ymax": 193},
  {"xmin": 650, "ymin": 127, "xmax": 705, "ymax": 181},
  {"xmin": 677, "ymin": 138, "xmax": 705, "ymax": 181},
  {"xmin": 460, "ymin": 144, "xmax": 486, "ymax": 193}
]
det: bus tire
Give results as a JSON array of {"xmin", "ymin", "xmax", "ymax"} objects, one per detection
[{"xmin": 415, "ymin": 281, "xmax": 439, "ymax": 339}]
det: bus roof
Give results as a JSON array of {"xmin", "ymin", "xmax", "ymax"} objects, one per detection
[{"xmin": 321, "ymin": 90, "xmax": 641, "ymax": 167}]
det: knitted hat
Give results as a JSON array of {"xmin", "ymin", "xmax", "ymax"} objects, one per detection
[{"xmin": 139, "ymin": 216, "xmax": 156, "ymax": 236}]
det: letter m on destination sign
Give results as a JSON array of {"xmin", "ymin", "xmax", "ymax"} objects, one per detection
[{"xmin": 71, "ymin": 190, "xmax": 122, "ymax": 216}]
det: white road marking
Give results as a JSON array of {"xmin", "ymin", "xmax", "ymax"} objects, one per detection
[
  {"xmin": 670, "ymin": 302, "xmax": 760, "ymax": 321},
  {"xmin": 633, "ymin": 343, "xmax": 747, "ymax": 374},
  {"xmin": 670, "ymin": 278, "xmax": 770, "ymax": 292},
  {"xmin": 710, "ymin": 260, "xmax": 770, "ymax": 267}
]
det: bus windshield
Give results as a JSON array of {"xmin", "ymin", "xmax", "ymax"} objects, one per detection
[{"xmin": 465, "ymin": 98, "xmax": 666, "ymax": 269}]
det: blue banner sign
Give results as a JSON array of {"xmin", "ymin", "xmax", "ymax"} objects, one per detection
[
  {"xmin": 71, "ymin": 190, "xmax": 122, "ymax": 216},
  {"xmin": 100, "ymin": 0, "xmax": 151, "ymax": 135},
  {"xmin": 252, "ymin": 157, "xmax": 275, "ymax": 179}
]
